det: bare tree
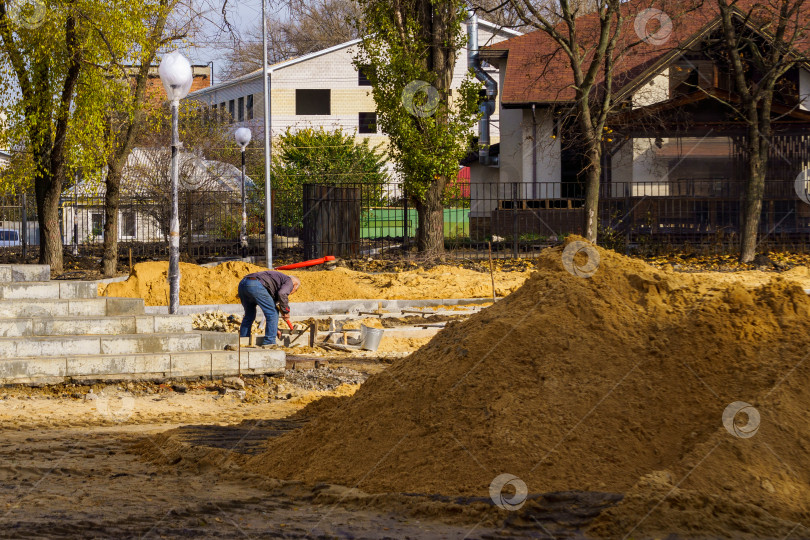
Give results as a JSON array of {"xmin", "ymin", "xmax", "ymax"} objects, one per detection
[
  {"xmin": 507, "ymin": 0, "xmax": 624, "ymax": 242},
  {"xmin": 126, "ymin": 106, "xmax": 245, "ymax": 247},
  {"xmin": 710, "ymin": 0, "xmax": 810, "ymax": 262},
  {"xmin": 222, "ymin": 0, "xmax": 361, "ymax": 78}
]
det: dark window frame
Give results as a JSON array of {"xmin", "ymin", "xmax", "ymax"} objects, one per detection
[
  {"xmin": 358, "ymin": 112, "xmax": 377, "ymax": 134},
  {"xmin": 120, "ymin": 210, "xmax": 136, "ymax": 238},
  {"xmin": 358, "ymin": 66, "xmax": 372, "ymax": 86},
  {"xmin": 246, "ymin": 94, "xmax": 254, "ymax": 120},
  {"xmin": 295, "ymin": 89, "xmax": 331, "ymax": 115}
]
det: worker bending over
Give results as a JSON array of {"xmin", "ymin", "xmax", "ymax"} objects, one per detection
[{"xmin": 238, "ymin": 270, "xmax": 301, "ymax": 347}]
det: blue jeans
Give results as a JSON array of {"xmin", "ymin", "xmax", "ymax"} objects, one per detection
[{"xmin": 238, "ymin": 278, "xmax": 279, "ymax": 344}]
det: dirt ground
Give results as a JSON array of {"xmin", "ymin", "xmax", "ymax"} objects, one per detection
[
  {"xmin": 7, "ymin": 247, "xmax": 810, "ymax": 538},
  {"xmin": 0, "ymin": 361, "xmax": 512, "ymax": 538}
]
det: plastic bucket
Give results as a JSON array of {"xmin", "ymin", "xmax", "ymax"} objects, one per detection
[{"xmin": 360, "ymin": 324, "xmax": 384, "ymax": 351}]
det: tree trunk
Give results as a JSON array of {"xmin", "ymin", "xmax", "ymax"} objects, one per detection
[
  {"xmin": 102, "ymin": 165, "xmax": 122, "ymax": 277},
  {"xmin": 416, "ymin": 178, "xmax": 446, "ymax": 256},
  {"xmin": 583, "ymin": 144, "xmax": 602, "ymax": 243},
  {"xmin": 35, "ymin": 175, "xmax": 63, "ymax": 273},
  {"xmin": 739, "ymin": 133, "xmax": 767, "ymax": 262}
]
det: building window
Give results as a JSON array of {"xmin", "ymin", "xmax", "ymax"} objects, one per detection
[
  {"xmin": 228, "ymin": 100, "xmax": 235, "ymax": 123},
  {"xmin": 91, "ymin": 213, "xmax": 103, "ymax": 238},
  {"xmin": 358, "ymin": 66, "xmax": 372, "ymax": 86},
  {"xmin": 120, "ymin": 211, "xmax": 136, "ymax": 238},
  {"xmin": 246, "ymin": 94, "xmax": 254, "ymax": 120},
  {"xmin": 295, "ymin": 89, "xmax": 330, "ymax": 115},
  {"xmin": 358, "ymin": 112, "xmax": 377, "ymax": 134},
  {"xmin": 238, "ymin": 96, "xmax": 245, "ymax": 122}
]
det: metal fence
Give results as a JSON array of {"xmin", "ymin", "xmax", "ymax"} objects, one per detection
[{"xmin": 1, "ymin": 179, "xmax": 810, "ymax": 264}]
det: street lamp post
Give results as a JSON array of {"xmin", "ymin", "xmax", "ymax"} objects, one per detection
[
  {"xmin": 158, "ymin": 51, "xmax": 193, "ymax": 315},
  {"xmin": 261, "ymin": 0, "xmax": 273, "ymax": 267},
  {"xmin": 235, "ymin": 127, "xmax": 252, "ymax": 260}
]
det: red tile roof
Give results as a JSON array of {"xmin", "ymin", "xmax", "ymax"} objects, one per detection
[{"xmin": 483, "ymin": 0, "xmax": 809, "ymax": 106}]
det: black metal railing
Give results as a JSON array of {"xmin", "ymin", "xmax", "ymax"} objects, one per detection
[{"xmin": 1, "ymin": 178, "xmax": 809, "ymax": 264}]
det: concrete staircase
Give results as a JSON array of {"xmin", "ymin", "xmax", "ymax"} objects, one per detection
[{"xmin": 0, "ymin": 265, "xmax": 285, "ymax": 385}]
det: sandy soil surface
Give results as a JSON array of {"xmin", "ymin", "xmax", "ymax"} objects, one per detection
[
  {"xmin": 98, "ymin": 261, "xmax": 530, "ymax": 306},
  {"xmin": 0, "ymin": 363, "xmax": 512, "ymax": 538}
]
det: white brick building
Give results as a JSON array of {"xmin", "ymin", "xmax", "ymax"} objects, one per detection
[{"xmin": 184, "ymin": 19, "xmax": 520, "ymax": 149}]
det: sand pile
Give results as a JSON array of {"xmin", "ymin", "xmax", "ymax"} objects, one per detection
[
  {"xmin": 99, "ymin": 261, "xmax": 529, "ymax": 306},
  {"xmin": 242, "ymin": 237, "xmax": 810, "ymax": 537}
]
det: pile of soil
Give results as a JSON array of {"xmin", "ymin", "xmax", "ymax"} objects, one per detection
[
  {"xmin": 99, "ymin": 261, "xmax": 529, "ymax": 306},
  {"xmin": 242, "ymin": 237, "xmax": 810, "ymax": 537}
]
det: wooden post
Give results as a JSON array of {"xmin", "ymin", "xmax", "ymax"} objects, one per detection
[
  {"xmin": 512, "ymin": 183, "xmax": 519, "ymax": 259},
  {"xmin": 128, "ymin": 248, "xmax": 133, "ymax": 273},
  {"xmin": 488, "ymin": 241, "xmax": 496, "ymax": 302}
]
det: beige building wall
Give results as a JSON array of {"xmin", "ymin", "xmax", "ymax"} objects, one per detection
[{"xmin": 186, "ymin": 21, "xmax": 518, "ymax": 157}]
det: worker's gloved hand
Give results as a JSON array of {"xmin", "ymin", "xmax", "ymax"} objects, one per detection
[{"xmin": 277, "ymin": 329, "xmax": 283, "ymax": 340}]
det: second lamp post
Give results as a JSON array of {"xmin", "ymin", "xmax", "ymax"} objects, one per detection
[{"xmin": 234, "ymin": 127, "xmax": 252, "ymax": 260}]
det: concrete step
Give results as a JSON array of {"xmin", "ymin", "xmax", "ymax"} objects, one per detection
[
  {"xmin": 0, "ymin": 314, "xmax": 192, "ymax": 338},
  {"xmin": 0, "ymin": 297, "xmax": 145, "ymax": 318},
  {"xmin": 0, "ymin": 264, "xmax": 50, "ymax": 283},
  {"xmin": 0, "ymin": 281, "xmax": 97, "ymax": 300},
  {"xmin": 0, "ymin": 331, "xmax": 237, "ymax": 358},
  {"xmin": 0, "ymin": 348, "xmax": 285, "ymax": 384}
]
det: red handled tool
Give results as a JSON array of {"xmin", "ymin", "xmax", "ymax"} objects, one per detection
[{"xmin": 275, "ymin": 256, "xmax": 335, "ymax": 270}]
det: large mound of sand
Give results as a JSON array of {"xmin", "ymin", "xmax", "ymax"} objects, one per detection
[
  {"xmin": 99, "ymin": 261, "xmax": 529, "ymax": 306},
  {"xmin": 242, "ymin": 237, "xmax": 810, "ymax": 537}
]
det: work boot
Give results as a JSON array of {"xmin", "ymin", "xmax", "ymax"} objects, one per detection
[{"xmin": 260, "ymin": 343, "xmax": 278, "ymax": 350}]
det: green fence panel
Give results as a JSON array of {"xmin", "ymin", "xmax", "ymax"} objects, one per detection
[{"xmin": 361, "ymin": 208, "xmax": 469, "ymax": 239}]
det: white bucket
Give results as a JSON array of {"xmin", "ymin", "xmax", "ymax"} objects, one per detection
[{"xmin": 359, "ymin": 324, "xmax": 384, "ymax": 351}]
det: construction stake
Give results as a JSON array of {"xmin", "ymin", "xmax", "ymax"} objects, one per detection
[
  {"xmin": 488, "ymin": 241, "xmax": 496, "ymax": 302},
  {"xmin": 128, "ymin": 248, "xmax": 133, "ymax": 273}
]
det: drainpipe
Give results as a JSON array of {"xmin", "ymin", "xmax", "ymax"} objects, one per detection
[
  {"xmin": 468, "ymin": 10, "xmax": 497, "ymax": 165},
  {"xmin": 532, "ymin": 104, "xmax": 538, "ymax": 199}
]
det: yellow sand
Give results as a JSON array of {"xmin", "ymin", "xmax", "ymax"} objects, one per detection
[{"xmin": 98, "ymin": 261, "xmax": 531, "ymax": 306}]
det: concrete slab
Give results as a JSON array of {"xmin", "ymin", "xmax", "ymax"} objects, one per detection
[
  {"xmin": 0, "ymin": 349, "xmax": 285, "ymax": 384},
  {"xmin": 99, "ymin": 334, "xmax": 201, "ymax": 355},
  {"xmin": 247, "ymin": 350, "xmax": 286, "ymax": 372},
  {"xmin": 105, "ymin": 298, "xmax": 145, "ymax": 316},
  {"xmin": 200, "ymin": 331, "xmax": 238, "ymax": 351},
  {"xmin": 0, "ymin": 299, "xmax": 75, "ymax": 318},
  {"xmin": 0, "ymin": 315, "xmax": 193, "ymax": 338},
  {"xmin": 0, "ymin": 281, "xmax": 97, "ymax": 300},
  {"xmin": 0, "ymin": 332, "xmax": 202, "ymax": 358},
  {"xmin": 0, "ymin": 264, "xmax": 51, "ymax": 283},
  {"xmin": 134, "ymin": 315, "xmax": 193, "ymax": 334},
  {"xmin": 171, "ymin": 351, "xmax": 213, "ymax": 378},
  {"xmin": 68, "ymin": 353, "xmax": 172, "ymax": 378},
  {"xmin": 0, "ymin": 356, "xmax": 66, "ymax": 383}
]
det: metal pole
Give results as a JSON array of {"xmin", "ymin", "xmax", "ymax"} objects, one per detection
[
  {"xmin": 20, "ymin": 193, "xmax": 27, "ymax": 261},
  {"xmin": 169, "ymin": 100, "xmax": 181, "ymax": 314},
  {"xmin": 72, "ymin": 171, "xmax": 78, "ymax": 256},
  {"xmin": 240, "ymin": 148, "xmax": 248, "ymax": 259},
  {"xmin": 261, "ymin": 0, "xmax": 273, "ymax": 267},
  {"xmin": 403, "ymin": 188, "xmax": 408, "ymax": 249}
]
